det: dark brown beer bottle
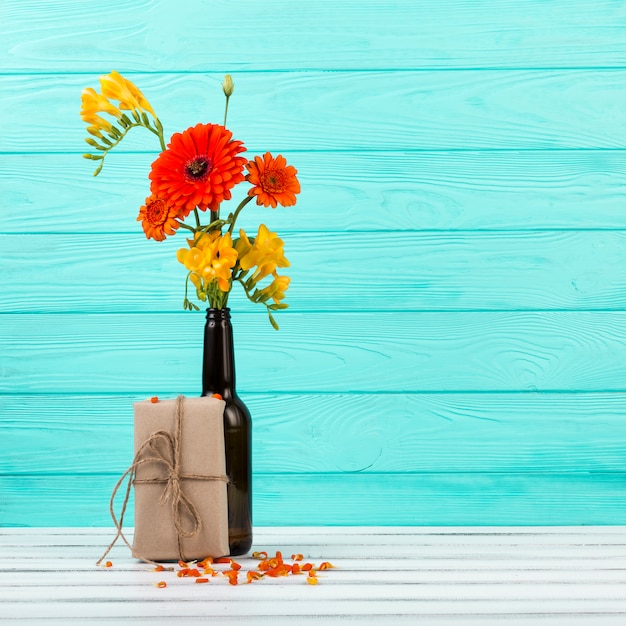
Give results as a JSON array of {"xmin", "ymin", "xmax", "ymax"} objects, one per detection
[{"xmin": 201, "ymin": 307, "xmax": 252, "ymax": 556}]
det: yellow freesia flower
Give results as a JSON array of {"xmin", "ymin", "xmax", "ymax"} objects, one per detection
[
  {"xmin": 236, "ymin": 224, "xmax": 289, "ymax": 283},
  {"xmin": 99, "ymin": 71, "xmax": 156, "ymax": 116},
  {"xmin": 84, "ymin": 116, "xmax": 113, "ymax": 136},
  {"xmin": 80, "ymin": 87, "xmax": 122, "ymax": 121},
  {"xmin": 177, "ymin": 231, "xmax": 238, "ymax": 294},
  {"xmin": 258, "ymin": 273, "xmax": 290, "ymax": 305}
]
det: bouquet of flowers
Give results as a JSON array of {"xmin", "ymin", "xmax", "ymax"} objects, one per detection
[{"xmin": 80, "ymin": 72, "xmax": 300, "ymax": 328}]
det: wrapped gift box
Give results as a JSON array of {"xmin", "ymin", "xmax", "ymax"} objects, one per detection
[{"xmin": 132, "ymin": 396, "xmax": 229, "ymax": 561}]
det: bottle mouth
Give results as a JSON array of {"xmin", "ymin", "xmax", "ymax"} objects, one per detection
[{"xmin": 206, "ymin": 307, "xmax": 231, "ymax": 320}]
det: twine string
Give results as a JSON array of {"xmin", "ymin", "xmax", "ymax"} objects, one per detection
[{"xmin": 96, "ymin": 395, "xmax": 228, "ymax": 569}]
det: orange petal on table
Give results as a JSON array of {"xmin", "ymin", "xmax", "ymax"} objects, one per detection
[{"xmin": 247, "ymin": 571, "xmax": 264, "ymax": 583}]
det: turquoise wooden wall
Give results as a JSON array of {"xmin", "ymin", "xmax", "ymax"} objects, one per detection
[{"xmin": 2, "ymin": 0, "xmax": 626, "ymax": 527}]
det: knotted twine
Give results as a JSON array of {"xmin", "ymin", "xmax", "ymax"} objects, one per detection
[{"xmin": 96, "ymin": 395, "xmax": 229, "ymax": 569}]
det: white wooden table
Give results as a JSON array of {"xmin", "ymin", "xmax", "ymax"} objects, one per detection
[{"xmin": 1, "ymin": 527, "xmax": 626, "ymax": 625}]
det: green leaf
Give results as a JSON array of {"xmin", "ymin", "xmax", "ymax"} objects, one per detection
[{"xmin": 268, "ymin": 311, "xmax": 280, "ymax": 331}]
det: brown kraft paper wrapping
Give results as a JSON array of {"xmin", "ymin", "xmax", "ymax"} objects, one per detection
[{"xmin": 132, "ymin": 396, "xmax": 229, "ymax": 561}]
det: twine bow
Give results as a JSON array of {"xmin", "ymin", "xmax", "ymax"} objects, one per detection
[{"xmin": 96, "ymin": 395, "xmax": 228, "ymax": 569}]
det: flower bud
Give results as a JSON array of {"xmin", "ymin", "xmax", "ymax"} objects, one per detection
[{"xmin": 222, "ymin": 74, "xmax": 234, "ymax": 97}]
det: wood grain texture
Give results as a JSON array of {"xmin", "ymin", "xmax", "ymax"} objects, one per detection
[
  {"xmin": 3, "ymin": 0, "xmax": 626, "ymax": 528},
  {"xmin": 1, "ymin": 473, "xmax": 625, "ymax": 526},
  {"xmin": 3, "ymin": 393, "xmax": 626, "ymax": 475},
  {"xmin": 3, "ymin": 231, "xmax": 626, "ymax": 312},
  {"xmin": 5, "ymin": 70, "xmax": 626, "ymax": 152},
  {"xmin": 3, "ymin": 528, "xmax": 626, "ymax": 625},
  {"xmin": 3, "ymin": 312, "xmax": 626, "ymax": 394},
  {"xmin": 3, "ymin": 151, "xmax": 626, "ymax": 234},
  {"xmin": 3, "ymin": 0, "xmax": 626, "ymax": 71}
]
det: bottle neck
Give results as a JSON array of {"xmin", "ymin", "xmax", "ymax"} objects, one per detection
[{"xmin": 202, "ymin": 307, "xmax": 237, "ymax": 399}]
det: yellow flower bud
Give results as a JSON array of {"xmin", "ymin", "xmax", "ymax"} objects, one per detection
[{"xmin": 222, "ymin": 74, "xmax": 234, "ymax": 98}]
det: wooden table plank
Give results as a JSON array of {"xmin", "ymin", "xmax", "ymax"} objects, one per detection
[{"xmin": 1, "ymin": 527, "xmax": 625, "ymax": 624}]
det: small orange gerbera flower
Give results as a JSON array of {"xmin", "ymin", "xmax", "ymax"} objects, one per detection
[
  {"xmin": 137, "ymin": 194, "xmax": 180, "ymax": 241},
  {"xmin": 246, "ymin": 152, "xmax": 300, "ymax": 208},
  {"xmin": 149, "ymin": 123, "xmax": 247, "ymax": 217}
]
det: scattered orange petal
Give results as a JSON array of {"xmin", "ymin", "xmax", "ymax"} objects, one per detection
[
  {"xmin": 214, "ymin": 557, "xmax": 231, "ymax": 564},
  {"xmin": 224, "ymin": 570, "xmax": 239, "ymax": 585},
  {"xmin": 153, "ymin": 565, "xmax": 164, "ymax": 572},
  {"xmin": 104, "ymin": 561, "xmax": 113, "ymax": 568},
  {"xmin": 291, "ymin": 553, "xmax": 303, "ymax": 561},
  {"xmin": 318, "ymin": 562, "xmax": 335, "ymax": 570},
  {"xmin": 212, "ymin": 393, "xmax": 223, "ymax": 400},
  {"xmin": 252, "ymin": 551, "xmax": 268, "ymax": 560},
  {"xmin": 195, "ymin": 578, "xmax": 210, "ymax": 584},
  {"xmin": 247, "ymin": 571, "xmax": 264, "ymax": 583},
  {"xmin": 150, "ymin": 396, "xmax": 159, "ymax": 403},
  {"xmin": 156, "ymin": 581, "xmax": 167, "ymax": 588}
]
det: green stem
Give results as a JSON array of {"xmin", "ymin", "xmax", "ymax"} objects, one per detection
[
  {"xmin": 194, "ymin": 209, "xmax": 201, "ymax": 229},
  {"xmin": 87, "ymin": 118, "xmax": 164, "ymax": 174},
  {"xmin": 223, "ymin": 96, "xmax": 230, "ymax": 127},
  {"xmin": 227, "ymin": 196, "xmax": 254, "ymax": 235},
  {"xmin": 154, "ymin": 118, "xmax": 166, "ymax": 151},
  {"xmin": 176, "ymin": 220, "xmax": 196, "ymax": 232}
]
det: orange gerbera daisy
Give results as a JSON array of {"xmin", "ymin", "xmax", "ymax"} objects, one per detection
[
  {"xmin": 149, "ymin": 123, "xmax": 247, "ymax": 217},
  {"xmin": 137, "ymin": 194, "xmax": 180, "ymax": 241},
  {"xmin": 246, "ymin": 152, "xmax": 300, "ymax": 208}
]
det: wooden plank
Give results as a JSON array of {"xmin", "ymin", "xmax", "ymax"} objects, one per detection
[
  {"xmin": 3, "ymin": 528, "xmax": 626, "ymax": 624},
  {"xmin": 4, "ymin": 231, "xmax": 626, "ymax": 312},
  {"xmin": 5, "ymin": 524, "xmax": 626, "ymax": 543},
  {"xmin": 0, "ymin": 618, "xmax": 623, "ymax": 626},
  {"xmin": 5, "ymin": 70, "xmax": 626, "ymax": 152},
  {"xmin": 3, "ymin": 393, "xmax": 626, "ymax": 475},
  {"xmin": 2, "ymin": 0, "xmax": 626, "ymax": 71},
  {"xmin": 2, "ymin": 596, "xmax": 626, "ymax": 619},
  {"xmin": 3, "ymin": 312, "xmax": 626, "ymax": 393},
  {"xmin": 4, "ymin": 151, "xmax": 626, "ymax": 234},
  {"xmin": 6, "ymin": 566, "xmax": 626, "ymax": 586},
  {"xmin": 6, "ymin": 541, "xmax": 626, "ymax": 561},
  {"xmin": 3, "ymin": 581, "xmax": 626, "ymax": 603},
  {"xmin": 2, "ymin": 473, "xmax": 625, "ymax": 526}
]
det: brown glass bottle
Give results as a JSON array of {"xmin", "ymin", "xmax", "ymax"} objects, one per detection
[{"xmin": 201, "ymin": 308, "xmax": 252, "ymax": 556}]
